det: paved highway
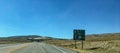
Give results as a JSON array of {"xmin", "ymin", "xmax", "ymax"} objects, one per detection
[
  {"xmin": 0, "ymin": 44, "xmax": 20, "ymax": 47},
  {"xmin": 0, "ymin": 43, "xmax": 31, "ymax": 53},
  {"xmin": 0, "ymin": 43, "xmax": 77, "ymax": 53}
]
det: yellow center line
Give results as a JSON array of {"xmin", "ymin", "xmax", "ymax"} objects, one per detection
[{"xmin": 6, "ymin": 43, "xmax": 32, "ymax": 53}]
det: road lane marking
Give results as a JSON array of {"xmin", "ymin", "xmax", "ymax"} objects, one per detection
[
  {"xmin": 6, "ymin": 45, "xmax": 27, "ymax": 53},
  {"xmin": 6, "ymin": 43, "xmax": 32, "ymax": 53},
  {"xmin": 38, "ymin": 43, "xmax": 46, "ymax": 53},
  {"xmin": 52, "ymin": 45, "xmax": 66, "ymax": 53},
  {"xmin": 6, "ymin": 51, "xmax": 10, "ymax": 53},
  {"xmin": 41, "ymin": 46, "xmax": 47, "ymax": 53}
]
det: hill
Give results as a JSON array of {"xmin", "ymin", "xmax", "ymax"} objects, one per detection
[
  {"xmin": 0, "ymin": 35, "xmax": 43, "ymax": 44},
  {"xmin": 86, "ymin": 33, "xmax": 120, "ymax": 41}
]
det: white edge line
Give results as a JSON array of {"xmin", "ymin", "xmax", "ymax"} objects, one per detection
[{"xmin": 52, "ymin": 45, "xmax": 66, "ymax": 53}]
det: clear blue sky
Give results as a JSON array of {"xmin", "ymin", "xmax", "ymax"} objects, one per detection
[{"xmin": 0, "ymin": 0, "xmax": 120, "ymax": 38}]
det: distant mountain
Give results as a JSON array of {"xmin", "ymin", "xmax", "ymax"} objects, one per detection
[
  {"xmin": 86, "ymin": 33, "xmax": 120, "ymax": 41},
  {"xmin": 8, "ymin": 35, "xmax": 42, "ymax": 39},
  {"xmin": 5, "ymin": 35, "xmax": 62, "ymax": 40},
  {"xmin": 0, "ymin": 33, "xmax": 120, "ymax": 42},
  {"xmin": 87, "ymin": 33, "xmax": 120, "ymax": 36}
]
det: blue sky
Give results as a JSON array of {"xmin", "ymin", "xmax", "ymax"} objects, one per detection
[{"xmin": 0, "ymin": 0, "xmax": 120, "ymax": 38}]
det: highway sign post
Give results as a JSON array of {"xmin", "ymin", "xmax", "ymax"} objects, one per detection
[{"xmin": 73, "ymin": 29, "xmax": 85, "ymax": 49}]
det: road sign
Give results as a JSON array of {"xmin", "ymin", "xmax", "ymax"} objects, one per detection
[
  {"xmin": 73, "ymin": 30, "xmax": 85, "ymax": 40},
  {"xmin": 73, "ymin": 29, "xmax": 86, "ymax": 49}
]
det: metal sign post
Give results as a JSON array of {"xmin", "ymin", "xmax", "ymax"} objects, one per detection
[
  {"xmin": 75, "ymin": 39, "xmax": 77, "ymax": 49},
  {"xmin": 73, "ymin": 29, "xmax": 85, "ymax": 49},
  {"xmin": 82, "ymin": 40, "xmax": 84, "ymax": 49}
]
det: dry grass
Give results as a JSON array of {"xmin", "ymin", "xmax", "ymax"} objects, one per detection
[
  {"xmin": 45, "ymin": 34, "xmax": 120, "ymax": 53},
  {"xmin": 45, "ymin": 40, "xmax": 120, "ymax": 53}
]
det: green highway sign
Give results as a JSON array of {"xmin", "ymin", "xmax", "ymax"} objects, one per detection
[{"xmin": 73, "ymin": 29, "xmax": 85, "ymax": 40}]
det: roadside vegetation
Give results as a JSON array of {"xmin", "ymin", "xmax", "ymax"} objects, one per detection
[{"xmin": 45, "ymin": 33, "xmax": 120, "ymax": 53}]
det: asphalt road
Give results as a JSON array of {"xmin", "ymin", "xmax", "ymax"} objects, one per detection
[
  {"xmin": 0, "ymin": 44, "xmax": 20, "ymax": 47},
  {"xmin": 0, "ymin": 43, "xmax": 77, "ymax": 53},
  {"xmin": 0, "ymin": 43, "xmax": 31, "ymax": 53}
]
